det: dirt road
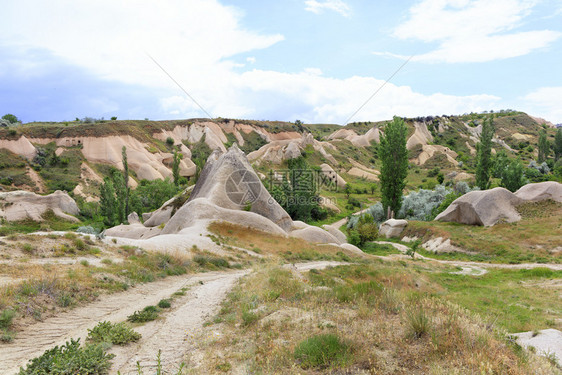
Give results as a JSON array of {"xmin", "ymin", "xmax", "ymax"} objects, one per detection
[{"xmin": 2, "ymin": 261, "xmax": 344, "ymax": 375}]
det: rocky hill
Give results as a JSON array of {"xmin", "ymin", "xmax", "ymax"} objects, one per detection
[{"xmin": 0, "ymin": 111, "xmax": 558, "ymax": 205}]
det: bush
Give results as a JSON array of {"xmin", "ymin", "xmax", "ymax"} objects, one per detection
[
  {"xmin": 430, "ymin": 191, "xmax": 460, "ymax": 219},
  {"xmin": 76, "ymin": 226, "xmax": 99, "ymax": 236},
  {"xmin": 127, "ymin": 305, "xmax": 160, "ymax": 323},
  {"xmin": 355, "ymin": 214, "xmax": 378, "ymax": 245},
  {"xmin": 158, "ymin": 299, "xmax": 172, "ymax": 308},
  {"xmin": 166, "ymin": 137, "xmax": 174, "ymax": 145},
  {"xmin": 0, "ymin": 309, "xmax": 15, "ymax": 329},
  {"xmin": 294, "ymin": 334, "xmax": 352, "ymax": 369},
  {"xmin": 87, "ymin": 321, "xmax": 141, "ymax": 345},
  {"xmin": 18, "ymin": 339, "xmax": 114, "ymax": 375},
  {"xmin": 2, "ymin": 113, "xmax": 19, "ymax": 124},
  {"xmin": 397, "ymin": 185, "xmax": 451, "ymax": 220}
]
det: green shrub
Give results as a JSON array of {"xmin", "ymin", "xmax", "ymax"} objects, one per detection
[
  {"xmin": 166, "ymin": 137, "xmax": 174, "ymax": 145},
  {"xmin": 294, "ymin": 334, "xmax": 352, "ymax": 369},
  {"xmin": 127, "ymin": 305, "xmax": 160, "ymax": 323},
  {"xmin": 241, "ymin": 310, "xmax": 259, "ymax": 326},
  {"xmin": 158, "ymin": 299, "xmax": 172, "ymax": 308},
  {"xmin": 87, "ymin": 321, "xmax": 141, "ymax": 345},
  {"xmin": 18, "ymin": 339, "xmax": 114, "ymax": 375},
  {"xmin": 0, "ymin": 309, "xmax": 15, "ymax": 329}
]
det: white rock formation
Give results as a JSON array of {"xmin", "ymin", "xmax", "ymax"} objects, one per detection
[
  {"xmin": 379, "ymin": 219, "xmax": 408, "ymax": 238},
  {"xmin": 319, "ymin": 164, "xmax": 347, "ymax": 189},
  {"xmin": 435, "ymin": 187, "xmax": 524, "ymax": 226},
  {"xmin": 515, "ymin": 181, "xmax": 562, "ymax": 203},
  {"xmin": 0, "ymin": 190, "xmax": 79, "ymax": 222}
]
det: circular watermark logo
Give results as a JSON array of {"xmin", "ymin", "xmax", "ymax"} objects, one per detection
[{"xmin": 225, "ymin": 169, "xmax": 262, "ymax": 205}]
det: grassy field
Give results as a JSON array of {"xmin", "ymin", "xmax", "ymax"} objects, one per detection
[
  {"xmin": 196, "ymin": 261, "xmax": 557, "ymax": 374},
  {"xmin": 404, "ymin": 200, "xmax": 562, "ymax": 264},
  {"xmin": 429, "ymin": 267, "xmax": 562, "ymax": 333}
]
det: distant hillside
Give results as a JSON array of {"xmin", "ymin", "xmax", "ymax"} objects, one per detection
[{"xmin": 0, "ymin": 111, "xmax": 558, "ymax": 208}]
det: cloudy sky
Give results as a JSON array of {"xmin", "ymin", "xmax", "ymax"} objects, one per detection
[{"xmin": 1, "ymin": 0, "xmax": 561, "ymax": 124}]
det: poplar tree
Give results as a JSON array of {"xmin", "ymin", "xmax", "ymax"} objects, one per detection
[
  {"xmin": 379, "ymin": 116, "xmax": 409, "ymax": 218},
  {"xmin": 476, "ymin": 118, "xmax": 494, "ymax": 190},
  {"xmin": 538, "ymin": 130, "xmax": 550, "ymax": 163},
  {"xmin": 555, "ymin": 128, "xmax": 562, "ymax": 162}
]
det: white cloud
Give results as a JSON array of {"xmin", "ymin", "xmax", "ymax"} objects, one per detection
[
  {"xmin": 0, "ymin": 0, "xmax": 284, "ymax": 88},
  {"xmin": 0, "ymin": 0, "xmax": 505, "ymax": 123},
  {"xmin": 246, "ymin": 57, "xmax": 256, "ymax": 64},
  {"xmin": 522, "ymin": 87, "xmax": 562, "ymax": 123},
  {"xmin": 378, "ymin": 0, "xmax": 561, "ymax": 63},
  {"xmin": 304, "ymin": 0, "xmax": 351, "ymax": 17}
]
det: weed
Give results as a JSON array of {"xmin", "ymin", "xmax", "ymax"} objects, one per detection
[
  {"xmin": 87, "ymin": 321, "xmax": 141, "ymax": 345},
  {"xmin": 406, "ymin": 306, "xmax": 431, "ymax": 339},
  {"xmin": 80, "ymin": 260, "xmax": 89, "ymax": 267},
  {"xmin": 18, "ymin": 338, "xmax": 114, "ymax": 375},
  {"xmin": 215, "ymin": 361, "xmax": 232, "ymax": 372},
  {"xmin": 294, "ymin": 334, "xmax": 353, "ymax": 369},
  {"xmin": 20, "ymin": 243, "xmax": 34, "ymax": 254},
  {"xmin": 158, "ymin": 299, "xmax": 171, "ymax": 308},
  {"xmin": 74, "ymin": 238, "xmax": 87, "ymax": 251},
  {"xmin": 241, "ymin": 310, "xmax": 259, "ymax": 327},
  {"xmin": 122, "ymin": 350, "xmax": 186, "ymax": 375},
  {"xmin": 0, "ymin": 308, "xmax": 15, "ymax": 329},
  {"xmin": 127, "ymin": 305, "xmax": 160, "ymax": 323},
  {"xmin": 1, "ymin": 330, "xmax": 14, "ymax": 342}
]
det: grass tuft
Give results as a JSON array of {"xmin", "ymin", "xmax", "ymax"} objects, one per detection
[{"xmin": 293, "ymin": 333, "xmax": 353, "ymax": 369}]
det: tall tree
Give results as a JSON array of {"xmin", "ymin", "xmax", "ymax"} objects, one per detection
[
  {"xmin": 122, "ymin": 146, "xmax": 130, "ymax": 218},
  {"xmin": 172, "ymin": 150, "xmax": 181, "ymax": 186},
  {"xmin": 499, "ymin": 159, "xmax": 526, "ymax": 192},
  {"xmin": 379, "ymin": 116, "xmax": 409, "ymax": 218},
  {"xmin": 538, "ymin": 130, "xmax": 550, "ymax": 163},
  {"xmin": 555, "ymin": 128, "xmax": 562, "ymax": 162},
  {"xmin": 476, "ymin": 118, "xmax": 494, "ymax": 190},
  {"xmin": 99, "ymin": 177, "xmax": 117, "ymax": 227}
]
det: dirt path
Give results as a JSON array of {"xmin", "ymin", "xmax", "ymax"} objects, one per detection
[
  {"xmin": 3, "ymin": 261, "xmax": 345, "ymax": 374},
  {"xmin": 331, "ymin": 208, "xmax": 368, "ymax": 229}
]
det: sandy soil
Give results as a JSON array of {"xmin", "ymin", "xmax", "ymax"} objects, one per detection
[{"xmin": 3, "ymin": 261, "xmax": 344, "ymax": 374}]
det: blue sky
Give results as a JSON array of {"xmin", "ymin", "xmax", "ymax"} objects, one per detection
[{"xmin": 1, "ymin": 0, "xmax": 561, "ymax": 124}]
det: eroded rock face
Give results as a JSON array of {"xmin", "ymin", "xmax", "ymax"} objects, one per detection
[
  {"xmin": 515, "ymin": 181, "xmax": 562, "ymax": 203},
  {"xmin": 379, "ymin": 219, "xmax": 408, "ymax": 238},
  {"xmin": 187, "ymin": 144, "xmax": 293, "ymax": 232},
  {"xmin": 435, "ymin": 187, "xmax": 524, "ymax": 226},
  {"xmin": 0, "ymin": 190, "xmax": 79, "ymax": 222},
  {"xmin": 289, "ymin": 226, "xmax": 340, "ymax": 244},
  {"xmin": 320, "ymin": 164, "xmax": 347, "ymax": 189},
  {"xmin": 105, "ymin": 145, "xmax": 359, "ymax": 248}
]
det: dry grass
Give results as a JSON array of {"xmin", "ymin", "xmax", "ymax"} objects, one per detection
[
  {"xmin": 208, "ymin": 221, "xmax": 362, "ymax": 262},
  {"xmin": 193, "ymin": 261, "xmax": 556, "ymax": 374},
  {"xmin": 0, "ymin": 241, "xmax": 229, "ymax": 339}
]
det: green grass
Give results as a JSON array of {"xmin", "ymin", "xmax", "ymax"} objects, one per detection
[
  {"xmin": 0, "ymin": 210, "xmax": 80, "ymax": 236},
  {"xmin": 86, "ymin": 321, "xmax": 141, "ymax": 345},
  {"xmin": 404, "ymin": 200, "xmax": 562, "ymax": 264},
  {"xmin": 361, "ymin": 241, "xmax": 401, "ymax": 256},
  {"xmin": 294, "ymin": 334, "xmax": 353, "ymax": 369},
  {"xmin": 429, "ymin": 268, "xmax": 562, "ymax": 332}
]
